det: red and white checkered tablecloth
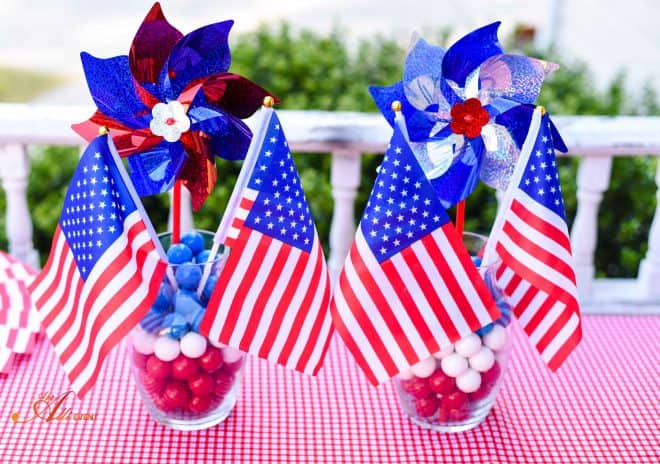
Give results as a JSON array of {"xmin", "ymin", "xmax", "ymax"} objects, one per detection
[{"xmin": 0, "ymin": 315, "xmax": 658, "ymax": 463}]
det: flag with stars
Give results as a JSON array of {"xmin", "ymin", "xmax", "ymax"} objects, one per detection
[
  {"xmin": 29, "ymin": 135, "xmax": 167, "ymax": 398},
  {"xmin": 201, "ymin": 109, "xmax": 332, "ymax": 375},
  {"xmin": 484, "ymin": 108, "xmax": 582, "ymax": 371},
  {"xmin": 331, "ymin": 124, "xmax": 500, "ymax": 385}
]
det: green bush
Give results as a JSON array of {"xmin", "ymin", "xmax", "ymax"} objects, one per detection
[{"xmin": 1, "ymin": 23, "xmax": 657, "ymax": 277}]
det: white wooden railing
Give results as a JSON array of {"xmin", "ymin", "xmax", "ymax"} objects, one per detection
[{"xmin": 1, "ymin": 103, "xmax": 660, "ymax": 314}]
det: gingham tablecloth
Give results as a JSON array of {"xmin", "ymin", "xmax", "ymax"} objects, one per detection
[{"xmin": 0, "ymin": 315, "xmax": 658, "ymax": 463}]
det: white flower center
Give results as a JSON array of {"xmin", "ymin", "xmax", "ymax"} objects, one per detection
[{"xmin": 150, "ymin": 101, "xmax": 191, "ymax": 143}]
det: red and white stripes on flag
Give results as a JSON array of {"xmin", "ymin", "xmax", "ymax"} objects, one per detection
[
  {"xmin": 203, "ymin": 191, "xmax": 332, "ymax": 374},
  {"xmin": 29, "ymin": 135, "xmax": 167, "ymax": 398},
  {"xmin": 30, "ymin": 217, "xmax": 165, "ymax": 396},
  {"xmin": 201, "ymin": 109, "xmax": 333, "ymax": 376},
  {"xmin": 331, "ymin": 125, "xmax": 499, "ymax": 385},
  {"xmin": 0, "ymin": 251, "xmax": 39, "ymax": 373},
  {"xmin": 484, "ymin": 107, "xmax": 582, "ymax": 370},
  {"xmin": 332, "ymin": 226, "xmax": 499, "ymax": 385}
]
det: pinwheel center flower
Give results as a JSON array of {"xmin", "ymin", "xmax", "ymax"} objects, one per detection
[
  {"xmin": 450, "ymin": 98, "xmax": 490, "ymax": 139},
  {"xmin": 150, "ymin": 101, "xmax": 191, "ymax": 143}
]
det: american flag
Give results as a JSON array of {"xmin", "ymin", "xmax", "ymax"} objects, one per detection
[
  {"xmin": 200, "ymin": 110, "xmax": 333, "ymax": 375},
  {"xmin": 485, "ymin": 109, "xmax": 581, "ymax": 370},
  {"xmin": 29, "ymin": 135, "xmax": 167, "ymax": 397},
  {"xmin": 331, "ymin": 125, "xmax": 500, "ymax": 385},
  {"xmin": 0, "ymin": 251, "xmax": 39, "ymax": 373}
]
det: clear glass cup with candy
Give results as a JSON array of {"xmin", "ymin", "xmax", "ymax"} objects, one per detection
[
  {"xmin": 394, "ymin": 232, "xmax": 512, "ymax": 432},
  {"xmin": 127, "ymin": 230, "xmax": 245, "ymax": 431}
]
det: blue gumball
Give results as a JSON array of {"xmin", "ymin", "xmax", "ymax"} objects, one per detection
[
  {"xmin": 202, "ymin": 274, "xmax": 219, "ymax": 300},
  {"xmin": 153, "ymin": 281, "xmax": 174, "ymax": 312},
  {"xmin": 167, "ymin": 243, "xmax": 193, "ymax": 264},
  {"xmin": 471, "ymin": 256, "xmax": 482, "ymax": 267},
  {"xmin": 190, "ymin": 308, "xmax": 206, "ymax": 333},
  {"xmin": 196, "ymin": 250, "xmax": 211, "ymax": 264},
  {"xmin": 181, "ymin": 231, "xmax": 205, "ymax": 255},
  {"xmin": 162, "ymin": 312, "xmax": 189, "ymax": 339},
  {"xmin": 175, "ymin": 264, "xmax": 203, "ymax": 290},
  {"xmin": 175, "ymin": 289, "xmax": 203, "ymax": 317},
  {"xmin": 140, "ymin": 308, "xmax": 166, "ymax": 333}
]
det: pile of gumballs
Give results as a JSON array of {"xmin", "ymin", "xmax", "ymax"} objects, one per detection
[
  {"xmin": 129, "ymin": 230, "xmax": 244, "ymax": 417},
  {"xmin": 395, "ymin": 271, "xmax": 512, "ymax": 427}
]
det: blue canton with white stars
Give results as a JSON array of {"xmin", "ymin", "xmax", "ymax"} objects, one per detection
[
  {"xmin": 60, "ymin": 136, "xmax": 138, "ymax": 280},
  {"xmin": 361, "ymin": 126, "xmax": 451, "ymax": 263},
  {"xmin": 518, "ymin": 114, "xmax": 567, "ymax": 221},
  {"xmin": 244, "ymin": 112, "xmax": 315, "ymax": 253}
]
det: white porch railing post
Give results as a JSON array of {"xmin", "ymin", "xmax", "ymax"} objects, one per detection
[
  {"xmin": 638, "ymin": 162, "xmax": 660, "ymax": 298},
  {"xmin": 0, "ymin": 144, "xmax": 39, "ymax": 269},
  {"xmin": 570, "ymin": 156, "xmax": 613, "ymax": 300},
  {"xmin": 168, "ymin": 185, "xmax": 194, "ymax": 235},
  {"xmin": 328, "ymin": 150, "xmax": 361, "ymax": 281}
]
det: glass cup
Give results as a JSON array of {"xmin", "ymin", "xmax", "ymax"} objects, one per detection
[
  {"xmin": 127, "ymin": 230, "xmax": 245, "ymax": 431},
  {"xmin": 394, "ymin": 232, "xmax": 512, "ymax": 432}
]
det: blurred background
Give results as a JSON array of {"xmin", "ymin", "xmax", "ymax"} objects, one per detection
[{"xmin": 0, "ymin": 0, "xmax": 658, "ymax": 277}]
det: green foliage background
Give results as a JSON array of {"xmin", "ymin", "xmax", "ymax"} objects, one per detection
[{"xmin": 0, "ymin": 23, "xmax": 657, "ymax": 277}]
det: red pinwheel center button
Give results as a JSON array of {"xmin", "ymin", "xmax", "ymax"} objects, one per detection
[
  {"xmin": 165, "ymin": 117, "xmax": 176, "ymax": 126},
  {"xmin": 450, "ymin": 98, "xmax": 490, "ymax": 139}
]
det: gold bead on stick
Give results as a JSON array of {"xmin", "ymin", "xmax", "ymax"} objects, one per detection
[
  {"xmin": 263, "ymin": 96, "xmax": 275, "ymax": 108},
  {"xmin": 536, "ymin": 105, "xmax": 546, "ymax": 115},
  {"xmin": 391, "ymin": 100, "xmax": 402, "ymax": 112},
  {"xmin": 98, "ymin": 126, "xmax": 110, "ymax": 135}
]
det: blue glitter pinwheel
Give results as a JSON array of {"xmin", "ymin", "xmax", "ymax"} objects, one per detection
[
  {"xmin": 72, "ymin": 2, "xmax": 276, "ymax": 210},
  {"xmin": 370, "ymin": 22, "xmax": 567, "ymax": 208}
]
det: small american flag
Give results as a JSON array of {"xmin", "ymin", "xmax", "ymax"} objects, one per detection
[
  {"xmin": 331, "ymin": 125, "xmax": 500, "ymax": 385},
  {"xmin": 485, "ymin": 108, "xmax": 581, "ymax": 370},
  {"xmin": 0, "ymin": 252, "xmax": 39, "ymax": 373},
  {"xmin": 201, "ymin": 109, "xmax": 333, "ymax": 375},
  {"xmin": 29, "ymin": 135, "xmax": 167, "ymax": 397}
]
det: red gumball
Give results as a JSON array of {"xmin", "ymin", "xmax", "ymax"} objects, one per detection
[
  {"xmin": 141, "ymin": 373, "xmax": 165, "ymax": 396},
  {"xmin": 442, "ymin": 390, "xmax": 469, "ymax": 411},
  {"xmin": 448, "ymin": 407, "xmax": 470, "ymax": 422},
  {"xmin": 481, "ymin": 361, "xmax": 501, "ymax": 385},
  {"xmin": 198, "ymin": 346, "xmax": 224, "ymax": 373},
  {"xmin": 414, "ymin": 396, "xmax": 439, "ymax": 417},
  {"xmin": 189, "ymin": 395, "xmax": 214, "ymax": 414},
  {"xmin": 171, "ymin": 355, "xmax": 199, "ymax": 381},
  {"xmin": 152, "ymin": 394, "xmax": 175, "ymax": 412},
  {"xmin": 400, "ymin": 377, "xmax": 431, "ymax": 399},
  {"xmin": 213, "ymin": 371, "xmax": 235, "ymax": 399},
  {"xmin": 163, "ymin": 381, "xmax": 191, "ymax": 410},
  {"xmin": 146, "ymin": 355, "xmax": 171, "ymax": 380},
  {"xmin": 133, "ymin": 351, "xmax": 148, "ymax": 371},
  {"xmin": 188, "ymin": 372, "xmax": 215, "ymax": 397},
  {"xmin": 428, "ymin": 369, "xmax": 456, "ymax": 395},
  {"xmin": 469, "ymin": 381, "xmax": 494, "ymax": 402}
]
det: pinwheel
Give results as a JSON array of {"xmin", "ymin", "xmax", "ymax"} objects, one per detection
[
  {"xmin": 370, "ymin": 22, "xmax": 566, "ymax": 208},
  {"xmin": 72, "ymin": 2, "xmax": 276, "ymax": 210}
]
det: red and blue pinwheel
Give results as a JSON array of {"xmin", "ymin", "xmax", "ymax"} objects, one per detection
[
  {"xmin": 72, "ymin": 2, "xmax": 276, "ymax": 210},
  {"xmin": 370, "ymin": 22, "xmax": 566, "ymax": 208}
]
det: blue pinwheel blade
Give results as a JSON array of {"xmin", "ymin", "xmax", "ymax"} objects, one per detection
[{"xmin": 127, "ymin": 141, "xmax": 187, "ymax": 196}]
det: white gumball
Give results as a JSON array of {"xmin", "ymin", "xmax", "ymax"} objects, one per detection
[
  {"xmin": 483, "ymin": 325, "xmax": 507, "ymax": 351},
  {"xmin": 222, "ymin": 347, "xmax": 243, "ymax": 364},
  {"xmin": 456, "ymin": 368, "xmax": 482, "ymax": 393},
  {"xmin": 397, "ymin": 368, "xmax": 414, "ymax": 380},
  {"xmin": 454, "ymin": 333, "xmax": 482, "ymax": 358},
  {"xmin": 180, "ymin": 332, "xmax": 208, "ymax": 358},
  {"xmin": 153, "ymin": 336, "xmax": 180, "ymax": 361},
  {"xmin": 132, "ymin": 329, "xmax": 157, "ymax": 355},
  {"xmin": 469, "ymin": 346, "xmax": 495, "ymax": 372},
  {"xmin": 433, "ymin": 344, "xmax": 454, "ymax": 360},
  {"xmin": 410, "ymin": 356, "xmax": 437, "ymax": 378},
  {"xmin": 440, "ymin": 353, "xmax": 468, "ymax": 378}
]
